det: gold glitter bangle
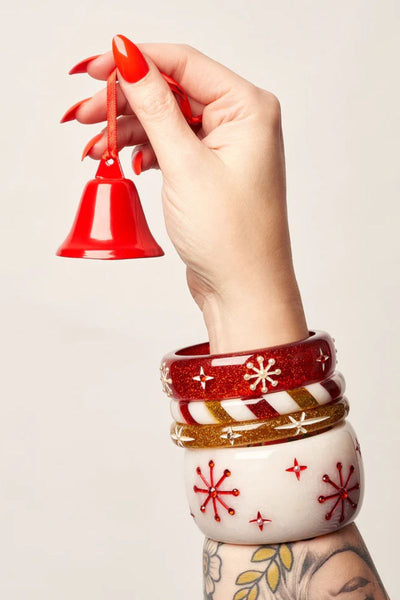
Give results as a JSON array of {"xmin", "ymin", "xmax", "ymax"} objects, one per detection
[{"xmin": 170, "ymin": 398, "xmax": 349, "ymax": 448}]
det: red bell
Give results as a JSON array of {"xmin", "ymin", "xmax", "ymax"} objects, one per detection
[{"xmin": 57, "ymin": 156, "xmax": 164, "ymax": 260}]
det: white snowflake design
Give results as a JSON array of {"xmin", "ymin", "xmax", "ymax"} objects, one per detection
[
  {"xmin": 274, "ymin": 411, "xmax": 329, "ymax": 436},
  {"xmin": 160, "ymin": 362, "xmax": 173, "ymax": 397},
  {"xmin": 171, "ymin": 425, "xmax": 195, "ymax": 447},
  {"xmin": 244, "ymin": 356, "xmax": 281, "ymax": 393}
]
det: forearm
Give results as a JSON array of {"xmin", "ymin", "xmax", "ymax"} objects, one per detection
[{"xmin": 203, "ymin": 524, "xmax": 389, "ymax": 599}]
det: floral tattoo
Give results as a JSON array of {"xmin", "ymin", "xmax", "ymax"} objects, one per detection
[{"xmin": 203, "ymin": 539, "xmax": 222, "ymax": 599}]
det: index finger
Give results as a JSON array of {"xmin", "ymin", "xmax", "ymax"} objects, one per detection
[{"xmin": 83, "ymin": 43, "xmax": 247, "ymax": 105}]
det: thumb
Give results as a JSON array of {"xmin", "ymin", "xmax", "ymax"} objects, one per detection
[{"xmin": 112, "ymin": 34, "xmax": 203, "ymax": 175}]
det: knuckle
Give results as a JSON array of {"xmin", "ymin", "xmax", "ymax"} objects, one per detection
[
  {"xmin": 258, "ymin": 89, "xmax": 282, "ymax": 127},
  {"xmin": 179, "ymin": 43, "xmax": 196, "ymax": 54},
  {"xmin": 138, "ymin": 89, "xmax": 176, "ymax": 120}
]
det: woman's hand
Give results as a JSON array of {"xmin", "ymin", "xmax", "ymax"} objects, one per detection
[{"xmin": 66, "ymin": 35, "xmax": 308, "ymax": 352}]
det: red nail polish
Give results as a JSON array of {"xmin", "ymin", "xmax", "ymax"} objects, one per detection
[
  {"xmin": 112, "ymin": 34, "xmax": 149, "ymax": 83},
  {"xmin": 60, "ymin": 98, "xmax": 91, "ymax": 123},
  {"xmin": 81, "ymin": 133, "xmax": 104, "ymax": 160},
  {"xmin": 132, "ymin": 150, "xmax": 143, "ymax": 175},
  {"xmin": 69, "ymin": 55, "xmax": 101, "ymax": 75}
]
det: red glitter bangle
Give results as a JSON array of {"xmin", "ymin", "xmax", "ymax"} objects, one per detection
[{"xmin": 160, "ymin": 331, "xmax": 336, "ymax": 402}]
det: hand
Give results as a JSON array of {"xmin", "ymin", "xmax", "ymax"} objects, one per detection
[{"xmin": 66, "ymin": 35, "xmax": 308, "ymax": 352}]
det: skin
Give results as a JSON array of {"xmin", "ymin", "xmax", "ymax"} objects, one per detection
[
  {"xmin": 203, "ymin": 524, "xmax": 388, "ymax": 599},
  {"xmin": 69, "ymin": 40, "xmax": 388, "ymax": 598}
]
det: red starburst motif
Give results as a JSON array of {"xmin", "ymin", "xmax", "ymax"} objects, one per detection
[
  {"xmin": 318, "ymin": 462, "xmax": 360, "ymax": 522},
  {"xmin": 286, "ymin": 457, "xmax": 308, "ymax": 481},
  {"xmin": 194, "ymin": 460, "xmax": 240, "ymax": 522},
  {"xmin": 249, "ymin": 511, "xmax": 271, "ymax": 531}
]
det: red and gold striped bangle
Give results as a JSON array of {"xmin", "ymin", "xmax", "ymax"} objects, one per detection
[
  {"xmin": 170, "ymin": 371, "xmax": 345, "ymax": 425},
  {"xmin": 161, "ymin": 331, "xmax": 336, "ymax": 402},
  {"xmin": 170, "ymin": 397, "xmax": 349, "ymax": 449}
]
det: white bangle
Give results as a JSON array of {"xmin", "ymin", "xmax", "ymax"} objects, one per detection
[{"xmin": 184, "ymin": 421, "xmax": 363, "ymax": 544}]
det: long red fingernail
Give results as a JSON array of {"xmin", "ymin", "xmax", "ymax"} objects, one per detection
[
  {"xmin": 132, "ymin": 150, "xmax": 143, "ymax": 175},
  {"xmin": 69, "ymin": 55, "xmax": 101, "ymax": 75},
  {"xmin": 60, "ymin": 98, "xmax": 91, "ymax": 123},
  {"xmin": 81, "ymin": 133, "xmax": 104, "ymax": 160},
  {"xmin": 112, "ymin": 34, "xmax": 149, "ymax": 83}
]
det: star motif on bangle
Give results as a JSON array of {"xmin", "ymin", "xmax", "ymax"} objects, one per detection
[
  {"xmin": 249, "ymin": 511, "xmax": 272, "ymax": 531},
  {"xmin": 171, "ymin": 425, "xmax": 195, "ymax": 447},
  {"xmin": 274, "ymin": 412, "xmax": 329, "ymax": 436},
  {"xmin": 192, "ymin": 366, "xmax": 214, "ymax": 390},
  {"xmin": 220, "ymin": 426, "xmax": 242, "ymax": 445},
  {"xmin": 316, "ymin": 348, "xmax": 330, "ymax": 371},
  {"xmin": 160, "ymin": 362, "xmax": 173, "ymax": 396},
  {"xmin": 286, "ymin": 457, "xmax": 308, "ymax": 481}
]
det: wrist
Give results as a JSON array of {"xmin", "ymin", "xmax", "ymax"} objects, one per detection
[{"xmin": 202, "ymin": 278, "xmax": 308, "ymax": 354}]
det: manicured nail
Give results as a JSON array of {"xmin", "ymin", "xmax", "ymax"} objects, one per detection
[
  {"xmin": 132, "ymin": 150, "xmax": 143, "ymax": 175},
  {"xmin": 112, "ymin": 34, "xmax": 149, "ymax": 83},
  {"xmin": 81, "ymin": 133, "xmax": 104, "ymax": 160},
  {"xmin": 69, "ymin": 55, "xmax": 101, "ymax": 75},
  {"xmin": 60, "ymin": 98, "xmax": 91, "ymax": 123}
]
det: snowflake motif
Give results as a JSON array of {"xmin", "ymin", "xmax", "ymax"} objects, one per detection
[
  {"xmin": 192, "ymin": 366, "xmax": 214, "ymax": 390},
  {"xmin": 171, "ymin": 424, "xmax": 195, "ymax": 447},
  {"xmin": 316, "ymin": 348, "xmax": 330, "ymax": 372},
  {"xmin": 194, "ymin": 460, "xmax": 240, "ymax": 522},
  {"xmin": 249, "ymin": 510, "xmax": 271, "ymax": 531},
  {"xmin": 286, "ymin": 457, "xmax": 308, "ymax": 481},
  {"xmin": 318, "ymin": 462, "xmax": 360, "ymax": 522},
  {"xmin": 220, "ymin": 426, "xmax": 242, "ymax": 445},
  {"xmin": 160, "ymin": 362, "xmax": 173, "ymax": 396},
  {"xmin": 244, "ymin": 356, "xmax": 281, "ymax": 393},
  {"xmin": 275, "ymin": 411, "xmax": 329, "ymax": 436}
]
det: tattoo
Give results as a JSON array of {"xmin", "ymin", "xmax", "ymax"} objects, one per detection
[
  {"xmin": 203, "ymin": 539, "xmax": 223, "ymax": 599},
  {"xmin": 233, "ymin": 544, "xmax": 293, "ymax": 599},
  {"xmin": 203, "ymin": 525, "xmax": 389, "ymax": 600}
]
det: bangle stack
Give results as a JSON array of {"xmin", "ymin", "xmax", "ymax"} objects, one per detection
[{"xmin": 160, "ymin": 331, "xmax": 364, "ymax": 544}]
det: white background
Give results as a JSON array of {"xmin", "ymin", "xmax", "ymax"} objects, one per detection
[{"xmin": 0, "ymin": 0, "xmax": 398, "ymax": 597}]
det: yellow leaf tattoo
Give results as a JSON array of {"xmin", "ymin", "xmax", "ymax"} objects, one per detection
[
  {"xmin": 248, "ymin": 585, "xmax": 259, "ymax": 600},
  {"xmin": 252, "ymin": 547, "xmax": 277, "ymax": 562},
  {"xmin": 279, "ymin": 544, "xmax": 293, "ymax": 571},
  {"xmin": 266, "ymin": 561, "xmax": 280, "ymax": 592},
  {"xmin": 236, "ymin": 570, "xmax": 262, "ymax": 585},
  {"xmin": 233, "ymin": 589, "xmax": 250, "ymax": 600}
]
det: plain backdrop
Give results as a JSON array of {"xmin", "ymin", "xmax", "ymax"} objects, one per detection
[{"xmin": 0, "ymin": 0, "xmax": 399, "ymax": 598}]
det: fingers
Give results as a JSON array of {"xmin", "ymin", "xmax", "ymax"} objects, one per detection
[
  {"xmin": 132, "ymin": 144, "xmax": 158, "ymax": 174},
  {"xmin": 68, "ymin": 80, "xmax": 203, "ymax": 126},
  {"xmin": 81, "ymin": 115, "xmax": 150, "ymax": 160},
  {"xmin": 76, "ymin": 43, "xmax": 246, "ymax": 106},
  {"xmin": 73, "ymin": 83, "xmax": 133, "ymax": 124},
  {"xmin": 112, "ymin": 34, "xmax": 206, "ymax": 175}
]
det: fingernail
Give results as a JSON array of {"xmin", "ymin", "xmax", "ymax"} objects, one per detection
[
  {"xmin": 112, "ymin": 34, "xmax": 149, "ymax": 83},
  {"xmin": 81, "ymin": 133, "xmax": 104, "ymax": 160},
  {"xmin": 60, "ymin": 97, "xmax": 91, "ymax": 123},
  {"xmin": 69, "ymin": 55, "xmax": 101, "ymax": 75},
  {"xmin": 132, "ymin": 150, "xmax": 143, "ymax": 175}
]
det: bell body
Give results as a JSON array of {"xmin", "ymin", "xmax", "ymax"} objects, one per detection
[{"xmin": 57, "ymin": 158, "xmax": 164, "ymax": 260}]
